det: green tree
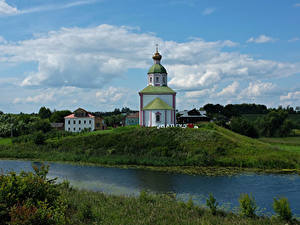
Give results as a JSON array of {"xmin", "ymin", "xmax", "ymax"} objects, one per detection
[
  {"xmin": 50, "ymin": 110, "xmax": 72, "ymax": 123},
  {"xmin": 256, "ymin": 111, "xmax": 293, "ymax": 137},
  {"xmin": 38, "ymin": 107, "xmax": 52, "ymax": 119},
  {"xmin": 230, "ymin": 117, "xmax": 258, "ymax": 138}
]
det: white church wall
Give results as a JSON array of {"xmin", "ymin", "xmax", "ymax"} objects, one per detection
[{"xmin": 144, "ymin": 110, "xmax": 173, "ymax": 127}]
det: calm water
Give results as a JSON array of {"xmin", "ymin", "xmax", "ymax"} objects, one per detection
[{"xmin": 1, "ymin": 159, "xmax": 300, "ymax": 216}]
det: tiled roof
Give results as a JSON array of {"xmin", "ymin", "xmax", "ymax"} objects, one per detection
[{"xmin": 64, "ymin": 113, "xmax": 95, "ymax": 118}]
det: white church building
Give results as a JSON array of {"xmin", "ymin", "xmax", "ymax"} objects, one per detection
[{"xmin": 139, "ymin": 48, "xmax": 176, "ymax": 127}]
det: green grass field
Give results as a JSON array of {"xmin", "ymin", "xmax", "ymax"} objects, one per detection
[
  {"xmin": 259, "ymin": 129, "xmax": 300, "ymax": 153},
  {"xmin": 1, "ymin": 124, "xmax": 300, "ymax": 173},
  {"xmin": 0, "ymin": 137, "xmax": 12, "ymax": 145}
]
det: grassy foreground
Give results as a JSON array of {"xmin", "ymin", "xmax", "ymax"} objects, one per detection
[
  {"xmin": 63, "ymin": 188, "xmax": 297, "ymax": 225},
  {"xmin": 1, "ymin": 124, "xmax": 300, "ymax": 174}
]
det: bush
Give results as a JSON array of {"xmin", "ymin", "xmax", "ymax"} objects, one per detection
[
  {"xmin": 273, "ymin": 197, "xmax": 292, "ymax": 221},
  {"xmin": 33, "ymin": 131, "xmax": 46, "ymax": 145},
  {"xmin": 239, "ymin": 194, "xmax": 257, "ymax": 217},
  {"xmin": 206, "ymin": 193, "xmax": 218, "ymax": 215},
  {"xmin": 0, "ymin": 164, "xmax": 67, "ymax": 225}
]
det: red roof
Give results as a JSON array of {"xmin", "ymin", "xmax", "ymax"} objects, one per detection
[{"xmin": 64, "ymin": 113, "xmax": 95, "ymax": 119}]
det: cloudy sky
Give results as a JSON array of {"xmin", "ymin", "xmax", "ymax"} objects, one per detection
[{"xmin": 0, "ymin": 0, "xmax": 300, "ymax": 113}]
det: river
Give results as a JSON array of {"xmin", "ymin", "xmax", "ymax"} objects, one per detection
[{"xmin": 1, "ymin": 159, "xmax": 300, "ymax": 216}]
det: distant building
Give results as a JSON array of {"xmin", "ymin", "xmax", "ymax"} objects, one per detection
[
  {"xmin": 64, "ymin": 108, "xmax": 106, "ymax": 132},
  {"xmin": 177, "ymin": 109, "xmax": 209, "ymax": 124},
  {"xmin": 296, "ymin": 106, "xmax": 300, "ymax": 113},
  {"xmin": 50, "ymin": 123, "xmax": 64, "ymax": 130},
  {"xmin": 124, "ymin": 112, "xmax": 139, "ymax": 126}
]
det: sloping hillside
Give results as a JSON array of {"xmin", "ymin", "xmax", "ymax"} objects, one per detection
[{"xmin": 1, "ymin": 124, "xmax": 300, "ymax": 170}]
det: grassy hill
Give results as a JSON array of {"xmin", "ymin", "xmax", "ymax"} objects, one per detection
[{"xmin": 1, "ymin": 124, "xmax": 300, "ymax": 172}]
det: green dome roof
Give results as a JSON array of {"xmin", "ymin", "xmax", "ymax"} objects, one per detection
[{"xmin": 147, "ymin": 64, "xmax": 167, "ymax": 74}]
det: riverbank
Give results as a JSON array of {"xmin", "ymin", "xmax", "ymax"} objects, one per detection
[
  {"xmin": 2, "ymin": 157, "xmax": 300, "ymax": 176},
  {"xmin": 64, "ymin": 187, "xmax": 299, "ymax": 225},
  {"xmin": 1, "ymin": 124, "xmax": 300, "ymax": 175}
]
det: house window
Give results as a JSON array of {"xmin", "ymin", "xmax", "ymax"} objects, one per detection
[
  {"xmin": 89, "ymin": 120, "xmax": 92, "ymax": 124},
  {"xmin": 156, "ymin": 114, "xmax": 160, "ymax": 122},
  {"xmin": 73, "ymin": 127, "xmax": 76, "ymax": 131},
  {"xmin": 163, "ymin": 77, "xmax": 166, "ymax": 83},
  {"xmin": 79, "ymin": 120, "xmax": 81, "ymax": 124},
  {"xmin": 68, "ymin": 128, "xmax": 70, "ymax": 131},
  {"xmin": 84, "ymin": 120, "xmax": 86, "ymax": 124},
  {"xmin": 79, "ymin": 127, "xmax": 81, "ymax": 131},
  {"xmin": 150, "ymin": 77, "xmax": 152, "ymax": 83},
  {"xmin": 68, "ymin": 120, "xmax": 70, "ymax": 124},
  {"xmin": 73, "ymin": 120, "xmax": 76, "ymax": 124},
  {"xmin": 156, "ymin": 77, "xmax": 159, "ymax": 82}
]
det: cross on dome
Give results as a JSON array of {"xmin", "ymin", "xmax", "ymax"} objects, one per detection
[{"xmin": 152, "ymin": 44, "xmax": 162, "ymax": 62}]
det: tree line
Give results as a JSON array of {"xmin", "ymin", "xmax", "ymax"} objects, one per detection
[{"xmin": 202, "ymin": 103, "xmax": 299, "ymax": 138}]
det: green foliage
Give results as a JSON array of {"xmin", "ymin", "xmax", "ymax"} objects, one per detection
[
  {"xmin": 33, "ymin": 131, "xmax": 46, "ymax": 145},
  {"xmin": 50, "ymin": 110, "xmax": 72, "ymax": 123},
  {"xmin": 0, "ymin": 164, "xmax": 67, "ymax": 225},
  {"xmin": 230, "ymin": 117, "xmax": 258, "ymax": 138},
  {"xmin": 38, "ymin": 107, "xmax": 52, "ymax": 119},
  {"xmin": 104, "ymin": 114, "xmax": 125, "ymax": 127},
  {"xmin": 256, "ymin": 111, "xmax": 294, "ymax": 137},
  {"xmin": 206, "ymin": 193, "xmax": 218, "ymax": 215},
  {"xmin": 273, "ymin": 197, "xmax": 292, "ymax": 221},
  {"xmin": 239, "ymin": 194, "xmax": 257, "ymax": 217}
]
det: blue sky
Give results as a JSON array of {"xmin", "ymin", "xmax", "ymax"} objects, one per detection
[{"xmin": 0, "ymin": 0, "xmax": 300, "ymax": 113}]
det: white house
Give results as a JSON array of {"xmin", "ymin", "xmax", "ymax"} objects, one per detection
[
  {"xmin": 139, "ymin": 48, "xmax": 176, "ymax": 127},
  {"xmin": 64, "ymin": 108, "xmax": 105, "ymax": 132}
]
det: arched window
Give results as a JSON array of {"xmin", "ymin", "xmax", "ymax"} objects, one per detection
[
  {"xmin": 150, "ymin": 77, "xmax": 152, "ymax": 83},
  {"xmin": 156, "ymin": 114, "xmax": 160, "ymax": 122},
  {"xmin": 156, "ymin": 77, "xmax": 159, "ymax": 82},
  {"xmin": 155, "ymin": 112, "xmax": 161, "ymax": 122}
]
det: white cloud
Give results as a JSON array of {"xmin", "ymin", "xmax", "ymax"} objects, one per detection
[
  {"xmin": 202, "ymin": 7, "xmax": 216, "ymax": 16},
  {"xmin": 96, "ymin": 87, "xmax": 127, "ymax": 103},
  {"xmin": 0, "ymin": 36, "xmax": 7, "ymax": 44},
  {"xmin": 288, "ymin": 37, "xmax": 300, "ymax": 42},
  {"xmin": 241, "ymin": 81, "xmax": 276, "ymax": 98},
  {"xmin": 20, "ymin": 0, "xmax": 100, "ymax": 14},
  {"xmin": 247, "ymin": 35, "xmax": 276, "ymax": 44},
  {"xmin": 0, "ymin": 0, "xmax": 18, "ymax": 15},
  {"xmin": 280, "ymin": 91, "xmax": 300, "ymax": 101},
  {"xmin": 0, "ymin": 0, "xmax": 100, "ymax": 16},
  {"xmin": 12, "ymin": 86, "xmax": 135, "ymax": 111},
  {"xmin": 217, "ymin": 81, "xmax": 239, "ymax": 97},
  {"xmin": 1, "ymin": 24, "xmax": 300, "ymax": 112},
  {"xmin": 0, "ymin": 24, "xmax": 299, "ymax": 92}
]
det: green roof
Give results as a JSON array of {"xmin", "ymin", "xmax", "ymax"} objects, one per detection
[
  {"xmin": 148, "ymin": 64, "xmax": 167, "ymax": 74},
  {"xmin": 143, "ymin": 97, "xmax": 173, "ymax": 110},
  {"xmin": 140, "ymin": 85, "xmax": 176, "ymax": 94}
]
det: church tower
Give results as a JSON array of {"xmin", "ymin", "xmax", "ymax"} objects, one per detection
[{"xmin": 139, "ymin": 47, "xmax": 176, "ymax": 127}]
